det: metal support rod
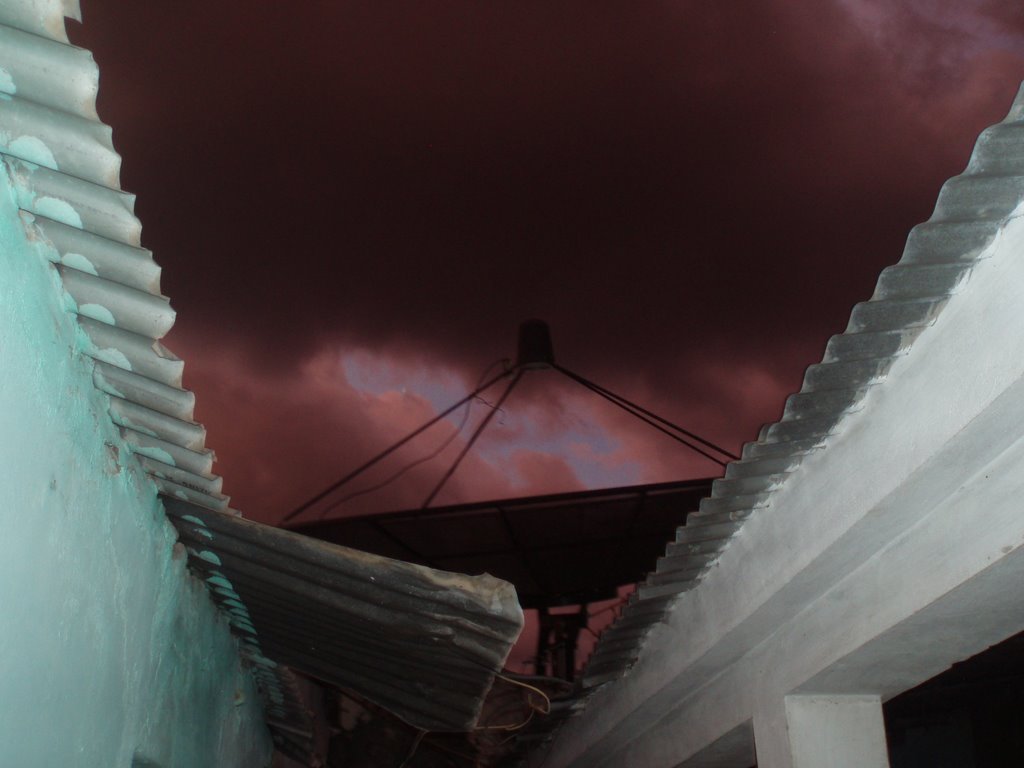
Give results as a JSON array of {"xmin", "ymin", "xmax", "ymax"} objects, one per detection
[
  {"xmin": 421, "ymin": 368, "xmax": 524, "ymax": 509},
  {"xmin": 554, "ymin": 365, "xmax": 731, "ymax": 467},
  {"xmin": 554, "ymin": 363, "xmax": 739, "ymax": 461},
  {"xmin": 573, "ymin": 375, "xmax": 726, "ymax": 466},
  {"xmin": 281, "ymin": 368, "xmax": 514, "ymax": 524},
  {"xmin": 536, "ymin": 607, "xmax": 551, "ymax": 677}
]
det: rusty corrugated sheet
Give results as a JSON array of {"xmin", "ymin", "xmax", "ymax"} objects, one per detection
[{"xmin": 165, "ymin": 497, "xmax": 524, "ymax": 734}]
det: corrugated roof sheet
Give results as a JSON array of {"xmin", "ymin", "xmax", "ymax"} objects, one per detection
[
  {"xmin": 0, "ymin": 2, "xmax": 321, "ymax": 757},
  {"xmin": 567, "ymin": 82, "xmax": 1024, "ymax": 701},
  {"xmin": 165, "ymin": 497, "xmax": 524, "ymax": 733},
  {"xmin": 0, "ymin": 0, "xmax": 229, "ymax": 513},
  {"xmin": 2, "ymin": 6, "xmax": 526, "ymax": 763}
]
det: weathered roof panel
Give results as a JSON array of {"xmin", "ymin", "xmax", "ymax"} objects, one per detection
[
  {"xmin": 0, "ymin": 22, "xmax": 98, "ymax": 117},
  {"xmin": 569, "ymin": 82, "xmax": 1024, "ymax": 703},
  {"xmin": 165, "ymin": 498, "xmax": 524, "ymax": 733},
  {"xmin": 0, "ymin": 5, "xmax": 224, "ymax": 511},
  {"xmin": 2, "ymin": 5, "xmax": 528, "ymax": 764},
  {"xmin": 0, "ymin": 0, "xmax": 80, "ymax": 44}
]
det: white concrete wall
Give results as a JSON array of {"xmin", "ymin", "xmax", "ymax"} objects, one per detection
[
  {"xmin": 538, "ymin": 200, "xmax": 1024, "ymax": 764},
  {"xmin": 0, "ymin": 162, "xmax": 271, "ymax": 765}
]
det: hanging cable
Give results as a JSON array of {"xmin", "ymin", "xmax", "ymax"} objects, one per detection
[
  {"xmin": 421, "ymin": 369, "xmax": 524, "ymax": 509},
  {"xmin": 472, "ymin": 672, "xmax": 552, "ymax": 732},
  {"xmin": 313, "ymin": 399, "xmax": 472, "ymax": 520},
  {"xmin": 311, "ymin": 359, "xmax": 512, "ymax": 520},
  {"xmin": 281, "ymin": 366, "xmax": 514, "ymax": 524},
  {"xmin": 396, "ymin": 729, "xmax": 426, "ymax": 768}
]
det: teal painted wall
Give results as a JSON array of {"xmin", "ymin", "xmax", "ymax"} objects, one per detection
[{"xmin": 0, "ymin": 161, "xmax": 271, "ymax": 767}]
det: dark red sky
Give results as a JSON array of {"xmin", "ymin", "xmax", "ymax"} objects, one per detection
[{"xmin": 70, "ymin": 1, "xmax": 1024, "ymax": 524}]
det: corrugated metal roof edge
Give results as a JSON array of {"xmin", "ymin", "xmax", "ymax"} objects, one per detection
[
  {"xmin": 0, "ymin": 0, "xmax": 305, "ymax": 759},
  {"xmin": 0, "ymin": 2, "xmax": 229, "ymax": 515},
  {"xmin": 523, "ymin": 82, "xmax": 1024, "ymax": 755},
  {"xmin": 165, "ymin": 496, "xmax": 525, "ymax": 737}
]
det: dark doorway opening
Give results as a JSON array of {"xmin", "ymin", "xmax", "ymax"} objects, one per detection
[{"xmin": 885, "ymin": 629, "xmax": 1024, "ymax": 767}]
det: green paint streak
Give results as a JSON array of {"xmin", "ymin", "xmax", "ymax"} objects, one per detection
[
  {"xmin": 62, "ymin": 252, "xmax": 99, "ymax": 276},
  {"xmin": 196, "ymin": 550, "xmax": 222, "ymax": 566},
  {"xmin": 130, "ymin": 445, "xmax": 175, "ymax": 467},
  {"xmin": 78, "ymin": 303, "xmax": 116, "ymax": 326},
  {"xmin": 0, "ymin": 142, "xmax": 269, "ymax": 767},
  {"xmin": 32, "ymin": 196, "xmax": 82, "ymax": 229},
  {"xmin": 9, "ymin": 135, "xmax": 58, "ymax": 170}
]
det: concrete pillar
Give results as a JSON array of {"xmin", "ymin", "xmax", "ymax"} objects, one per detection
[{"xmin": 754, "ymin": 695, "xmax": 890, "ymax": 768}]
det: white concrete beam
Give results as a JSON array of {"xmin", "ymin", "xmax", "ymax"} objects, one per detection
[
  {"xmin": 536, "ymin": 128, "xmax": 1024, "ymax": 768},
  {"xmin": 754, "ymin": 695, "xmax": 889, "ymax": 768}
]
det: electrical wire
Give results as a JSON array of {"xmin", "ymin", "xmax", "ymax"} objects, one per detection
[
  {"xmin": 491, "ymin": 673, "xmax": 553, "ymax": 715},
  {"xmin": 313, "ymin": 408, "xmax": 469, "ymax": 520},
  {"xmin": 280, "ymin": 364, "xmax": 513, "ymax": 524},
  {"xmin": 472, "ymin": 672, "xmax": 552, "ymax": 732},
  {"xmin": 397, "ymin": 729, "xmax": 426, "ymax": 768},
  {"xmin": 312, "ymin": 359, "xmax": 513, "ymax": 520},
  {"xmin": 475, "ymin": 708, "xmax": 536, "ymax": 733},
  {"xmin": 421, "ymin": 369, "xmax": 524, "ymax": 509}
]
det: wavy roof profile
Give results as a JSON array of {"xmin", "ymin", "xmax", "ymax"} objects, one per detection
[
  {"xmin": 0, "ymin": 0, "xmax": 306, "ymax": 753},
  {"xmin": 576, "ymin": 83, "xmax": 1024, "ymax": 692},
  {"xmin": 0, "ymin": 0, "xmax": 229, "ymax": 512},
  {"xmin": 0, "ymin": 8, "xmax": 527, "ymax": 765}
]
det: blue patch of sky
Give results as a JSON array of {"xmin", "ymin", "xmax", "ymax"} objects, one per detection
[
  {"xmin": 471, "ymin": 400, "xmax": 644, "ymax": 489},
  {"xmin": 342, "ymin": 352, "xmax": 466, "ymax": 417},
  {"xmin": 342, "ymin": 351, "xmax": 644, "ymax": 489}
]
